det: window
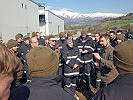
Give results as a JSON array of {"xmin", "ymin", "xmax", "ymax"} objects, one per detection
[
  {"xmin": 39, "ymin": 15, "xmax": 45, "ymax": 21},
  {"xmin": 22, "ymin": 3, "xmax": 23, "ymax": 8}
]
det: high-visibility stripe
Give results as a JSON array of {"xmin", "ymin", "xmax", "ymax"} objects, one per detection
[
  {"xmin": 82, "ymin": 40, "xmax": 86, "ymax": 43},
  {"xmin": 84, "ymin": 46, "xmax": 94, "ymax": 51},
  {"xmin": 77, "ymin": 58, "xmax": 84, "ymax": 63},
  {"xmin": 85, "ymin": 73, "xmax": 90, "ymax": 76},
  {"xmin": 59, "ymin": 46, "xmax": 62, "ymax": 49},
  {"xmin": 97, "ymin": 48, "xmax": 101, "ymax": 50},
  {"xmin": 84, "ymin": 59, "xmax": 93, "ymax": 63},
  {"xmin": 65, "ymin": 85, "xmax": 71, "ymax": 87},
  {"xmin": 70, "ymin": 84, "xmax": 76, "ymax": 87},
  {"xmin": 66, "ymin": 60, "xmax": 70, "ymax": 64},
  {"xmin": 96, "ymin": 79, "xmax": 101, "ymax": 82},
  {"xmin": 77, "ymin": 58, "xmax": 93, "ymax": 64},
  {"xmin": 78, "ymin": 46, "xmax": 83, "ymax": 48},
  {"xmin": 65, "ymin": 83, "xmax": 76, "ymax": 87},
  {"xmin": 67, "ymin": 56, "xmax": 77, "ymax": 59},
  {"xmin": 64, "ymin": 72, "xmax": 79, "ymax": 76},
  {"xmin": 59, "ymin": 63, "xmax": 63, "ymax": 66}
]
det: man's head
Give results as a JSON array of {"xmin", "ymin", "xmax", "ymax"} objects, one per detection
[
  {"xmin": 32, "ymin": 32, "xmax": 37, "ymax": 37},
  {"xmin": 26, "ymin": 47, "xmax": 59, "ymax": 78},
  {"xmin": 44, "ymin": 36, "xmax": 49, "ymax": 46},
  {"xmin": 36, "ymin": 32, "xmax": 41, "ymax": 39},
  {"xmin": 59, "ymin": 32, "xmax": 66, "ymax": 40},
  {"xmin": 94, "ymin": 33, "xmax": 100, "ymax": 42},
  {"xmin": 0, "ymin": 44, "xmax": 20, "ymax": 100},
  {"xmin": 100, "ymin": 34, "xmax": 110, "ymax": 47},
  {"xmin": 113, "ymin": 40, "xmax": 133, "ymax": 74},
  {"xmin": 116, "ymin": 30, "xmax": 123, "ymax": 35},
  {"xmin": 116, "ymin": 34, "xmax": 124, "ymax": 44},
  {"xmin": 15, "ymin": 33, "xmax": 23, "ymax": 43},
  {"xmin": 23, "ymin": 35, "xmax": 30, "ymax": 45},
  {"xmin": 30, "ymin": 37, "xmax": 39, "ymax": 48},
  {"xmin": 67, "ymin": 32, "xmax": 73, "ymax": 39},
  {"xmin": 81, "ymin": 31, "xmax": 87, "ymax": 39},
  {"xmin": 48, "ymin": 36, "xmax": 56, "ymax": 47},
  {"xmin": 7, "ymin": 39, "xmax": 18, "ymax": 52},
  {"xmin": 67, "ymin": 39, "xmax": 73, "ymax": 48},
  {"xmin": 109, "ymin": 31, "xmax": 116, "ymax": 40},
  {"xmin": 87, "ymin": 32, "xmax": 92, "ymax": 38}
]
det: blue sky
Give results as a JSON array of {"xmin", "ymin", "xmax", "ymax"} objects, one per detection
[{"xmin": 33, "ymin": 0, "xmax": 133, "ymax": 14}]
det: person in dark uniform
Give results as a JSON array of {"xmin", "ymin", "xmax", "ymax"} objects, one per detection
[
  {"xmin": 47, "ymin": 36, "xmax": 61, "ymax": 75},
  {"xmin": 109, "ymin": 31, "xmax": 117, "ymax": 47},
  {"xmin": 36, "ymin": 32, "xmax": 45, "ymax": 46},
  {"xmin": 66, "ymin": 32, "xmax": 77, "ymax": 46},
  {"xmin": 94, "ymin": 33, "xmax": 103, "ymax": 56},
  {"xmin": 93, "ymin": 33, "xmax": 103, "ymax": 90},
  {"xmin": 94, "ymin": 40, "xmax": 133, "ymax": 100},
  {"xmin": 76, "ymin": 31, "xmax": 95, "ymax": 89},
  {"xmin": 17, "ymin": 35, "xmax": 31, "ymax": 64},
  {"xmin": 56, "ymin": 32, "xmax": 67, "ymax": 75},
  {"xmin": 56, "ymin": 32, "xmax": 66, "ymax": 50},
  {"xmin": 62, "ymin": 39, "xmax": 80, "ymax": 96},
  {"xmin": 17, "ymin": 35, "xmax": 31, "ymax": 82}
]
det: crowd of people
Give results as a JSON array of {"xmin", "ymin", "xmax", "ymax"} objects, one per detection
[{"xmin": 0, "ymin": 30, "xmax": 133, "ymax": 100}]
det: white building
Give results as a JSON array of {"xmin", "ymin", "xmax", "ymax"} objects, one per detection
[
  {"xmin": 0, "ymin": 0, "xmax": 39, "ymax": 42},
  {"xmin": 39, "ymin": 10, "xmax": 64, "ymax": 36}
]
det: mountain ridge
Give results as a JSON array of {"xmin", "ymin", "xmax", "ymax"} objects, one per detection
[
  {"xmin": 39, "ymin": 9, "xmax": 126, "ymax": 26},
  {"xmin": 51, "ymin": 9, "xmax": 126, "ymax": 19}
]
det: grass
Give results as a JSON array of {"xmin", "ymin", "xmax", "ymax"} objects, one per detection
[
  {"xmin": 100, "ymin": 20, "xmax": 133, "ymax": 32},
  {"xmin": 108, "ymin": 20, "xmax": 133, "ymax": 26}
]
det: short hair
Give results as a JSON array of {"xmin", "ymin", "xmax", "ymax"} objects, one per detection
[
  {"xmin": 48, "ymin": 35, "xmax": 55, "ymax": 40},
  {"xmin": 18, "ymin": 33, "xmax": 23, "ymax": 37},
  {"xmin": 29, "ymin": 37, "xmax": 37, "ymax": 43},
  {"xmin": 116, "ymin": 30, "xmax": 123, "ymax": 33},
  {"xmin": 100, "ymin": 34, "xmax": 110, "ymax": 40},
  {"xmin": 94, "ymin": 33, "xmax": 100, "ymax": 36},
  {"xmin": 0, "ymin": 44, "xmax": 20, "ymax": 74},
  {"xmin": 109, "ymin": 31, "xmax": 115, "ymax": 35},
  {"xmin": 32, "ymin": 32, "xmax": 37, "ymax": 37}
]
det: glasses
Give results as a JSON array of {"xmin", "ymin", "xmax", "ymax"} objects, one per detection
[
  {"xmin": 51, "ymin": 40, "xmax": 56, "ymax": 42},
  {"xmin": 32, "ymin": 41, "xmax": 38, "ymax": 44}
]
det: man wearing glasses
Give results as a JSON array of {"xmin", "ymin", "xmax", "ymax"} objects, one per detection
[
  {"xmin": 30, "ymin": 36, "xmax": 39, "ymax": 48},
  {"xmin": 48, "ymin": 36, "xmax": 58, "ymax": 51}
]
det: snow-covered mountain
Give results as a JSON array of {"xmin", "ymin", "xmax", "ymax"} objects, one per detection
[
  {"xmin": 51, "ymin": 9, "xmax": 126, "ymax": 19},
  {"xmin": 40, "ymin": 9, "xmax": 126, "ymax": 26}
]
